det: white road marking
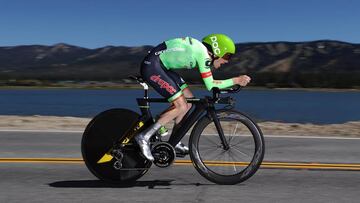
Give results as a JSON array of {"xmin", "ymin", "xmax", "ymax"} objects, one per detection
[{"xmin": 0, "ymin": 129, "xmax": 359, "ymax": 140}]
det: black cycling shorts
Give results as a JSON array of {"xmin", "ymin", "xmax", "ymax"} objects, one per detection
[{"xmin": 140, "ymin": 43, "xmax": 188, "ymax": 102}]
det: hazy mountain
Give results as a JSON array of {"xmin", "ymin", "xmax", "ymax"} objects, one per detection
[
  {"xmin": 233, "ymin": 40, "xmax": 360, "ymax": 73},
  {"xmin": 0, "ymin": 40, "xmax": 359, "ymax": 87}
]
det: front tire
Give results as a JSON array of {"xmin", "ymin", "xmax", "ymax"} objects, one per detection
[{"xmin": 189, "ymin": 109, "xmax": 265, "ymax": 185}]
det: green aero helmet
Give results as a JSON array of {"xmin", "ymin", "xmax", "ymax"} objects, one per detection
[{"xmin": 202, "ymin": 34, "xmax": 236, "ymax": 58}]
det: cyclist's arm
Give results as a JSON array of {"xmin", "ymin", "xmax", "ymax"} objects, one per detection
[
  {"xmin": 198, "ymin": 60, "xmax": 234, "ymax": 91},
  {"xmin": 191, "ymin": 38, "xmax": 234, "ymax": 91}
]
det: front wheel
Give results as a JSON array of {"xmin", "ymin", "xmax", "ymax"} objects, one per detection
[{"xmin": 189, "ymin": 109, "xmax": 265, "ymax": 185}]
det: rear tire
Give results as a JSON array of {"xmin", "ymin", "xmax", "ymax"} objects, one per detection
[
  {"xmin": 81, "ymin": 108, "xmax": 151, "ymax": 183},
  {"xmin": 189, "ymin": 109, "xmax": 265, "ymax": 185}
]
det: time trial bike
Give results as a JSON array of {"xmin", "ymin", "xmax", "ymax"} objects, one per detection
[{"xmin": 81, "ymin": 76, "xmax": 265, "ymax": 185}]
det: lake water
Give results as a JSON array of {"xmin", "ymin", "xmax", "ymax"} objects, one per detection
[{"xmin": 0, "ymin": 88, "xmax": 359, "ymax": 124}]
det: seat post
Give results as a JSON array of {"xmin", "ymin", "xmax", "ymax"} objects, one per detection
[
  {"xmin": 129, "ymin": 75, "xmax": 149, "ymax": 99},
  {"xmin": 140, "ymin": 81, "xmax": 149, "ymax": 99}
]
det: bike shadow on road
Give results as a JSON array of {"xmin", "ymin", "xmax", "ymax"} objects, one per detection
[{"xmin": 48, "ymin": 179, "xmax": 215, "ymax": 189}]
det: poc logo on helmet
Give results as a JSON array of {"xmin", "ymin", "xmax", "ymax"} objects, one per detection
[{"xmin": 210, "ymin": 36, "xmax": 221, "ymax": 55}]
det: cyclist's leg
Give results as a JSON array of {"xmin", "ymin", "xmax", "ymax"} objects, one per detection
[
  {"xmin": 143, "ymin": 66, "xmax": 191, "ymax": 125},
  {"xmin": 166, "ymin": 70, "xmax": 193, "ymax": 124},
  {"xmin": 157, "ymin": 95, "xmax": 188, "ymax": 125},
  {"xmin": 182, "ymin": 87, "xmax": 194, "ymax": 111},
  {"xmin": 137, "ymin": 44, "xmax": 188, "ymax": 160},
  {"xmin": 164, "ymin": 70, "xmax": 191, "ymax": 154},
  {"xmin": 141, "ymin": 61, "xmax": 188, "ymax": 124},
  {"xmin": 137, "ymin": 78, "xmax": 187, "ymax": 160}
]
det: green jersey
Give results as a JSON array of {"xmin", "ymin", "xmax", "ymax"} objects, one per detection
[{"xmin": 158, "ymin": 37, "xmax": 234, "ymax": 90}]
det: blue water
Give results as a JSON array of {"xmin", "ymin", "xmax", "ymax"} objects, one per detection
[{"xmin": 0, "ymin": 88, "xmax": 359, "ymax": 124}]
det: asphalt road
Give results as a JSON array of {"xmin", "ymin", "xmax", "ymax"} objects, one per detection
[{"xmin": 0, "ymin": 130, "xmax": 359, "ymax": 203}]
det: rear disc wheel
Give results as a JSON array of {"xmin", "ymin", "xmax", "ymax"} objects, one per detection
[{"xmin": 81, "ymin": 108, "xmax": 151, "ymax": 183}]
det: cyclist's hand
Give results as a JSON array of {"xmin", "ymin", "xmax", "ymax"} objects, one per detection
[{"xmin": 234, "ymin": 75, "xmax": 251, "ymax": 86}]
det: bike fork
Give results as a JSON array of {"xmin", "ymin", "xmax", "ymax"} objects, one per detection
[{"xmin": 208, "ymin": 108, "xmax": 230, "ymax": 150}]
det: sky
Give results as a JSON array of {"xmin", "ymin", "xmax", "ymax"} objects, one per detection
[{"xmin": 0, "ymin": 0, "xmax": 359, "ymax": 48}]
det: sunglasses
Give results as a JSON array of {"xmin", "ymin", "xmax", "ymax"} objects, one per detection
[{"xmin": 222, "ymin": 53, "xmax": 233, "ymax": 60}]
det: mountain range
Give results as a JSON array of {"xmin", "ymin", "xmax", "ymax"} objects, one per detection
[{"xmin": 0, "ymin": 40, "xmax": 359, "ymax": 88}]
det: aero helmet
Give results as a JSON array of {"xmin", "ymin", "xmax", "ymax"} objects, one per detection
[{"xmin": 202, "ymin": 34, "xmax": 236, "ymax": 58}]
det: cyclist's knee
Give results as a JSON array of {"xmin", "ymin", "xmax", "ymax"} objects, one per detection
[
  {"xmin": 187, "ymin": 103, "xmax": 192, "ymax": 110},
  {"xmin": 178, "ymin": 102, "xmax": 188, "ymax": 114},
  {"xmin": 173, "ymin": 96, "xmax": 188, "ymax": 114}
]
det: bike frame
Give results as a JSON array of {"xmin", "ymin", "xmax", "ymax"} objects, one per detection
[{"xmin": 135, "ymin": 81, "xmax": 232, "ymax": 149}]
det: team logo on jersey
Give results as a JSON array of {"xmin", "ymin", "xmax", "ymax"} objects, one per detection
[
  {"xmin": 154, "ymin": 47, "xmax": 185, "ymax": 55},
  {"xmin": 150, "ymin": 75, "xmax": 177, "ymax": 94},
  {"xmin": 205, "ymin": 60, "xmax": 212, "ymax": 67}
]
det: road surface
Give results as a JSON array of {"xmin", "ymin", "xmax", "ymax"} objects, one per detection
[{"xmin": 0, "ymin": 130, "xmax": 359, "ymax": 202}]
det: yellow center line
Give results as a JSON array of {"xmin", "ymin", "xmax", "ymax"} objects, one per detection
[
  {"xmin": 175, "ymin": 160, "xmax": 360, "ymax": 167},
  {"xmin": 0, "ymin": 158, "xmax": 360, "ymax": 170}
]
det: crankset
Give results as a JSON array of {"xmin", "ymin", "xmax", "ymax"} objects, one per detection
[{"xmin": 152, "ymin": 142, "xmax": 176, "ymax": 168}]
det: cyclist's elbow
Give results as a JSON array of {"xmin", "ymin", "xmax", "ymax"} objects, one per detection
[{"xmin": 205, "ymin": 84, "xmax": 213, "ymax": 91}]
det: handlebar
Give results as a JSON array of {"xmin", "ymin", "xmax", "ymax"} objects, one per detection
[
  {"xmin": 210, "ymin": 85, "xmax": 242, "ymax": 105},
  {"xmin": 212, "ymin": 85, "xmax": 242, "ymax": 97}
]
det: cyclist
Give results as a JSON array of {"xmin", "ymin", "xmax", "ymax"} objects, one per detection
[{"xmin": 135, "ymin": 34, "xmax": 251, "ymax": 161}]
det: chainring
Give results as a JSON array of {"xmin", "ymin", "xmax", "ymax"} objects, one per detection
[{"xmin": 152, "ymin": 142, "xmax": 176, "ymax": 168}]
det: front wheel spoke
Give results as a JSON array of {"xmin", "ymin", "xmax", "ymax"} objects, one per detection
[
  {"xmin": 231, "ymin": 138, "xmax": 252, "ymax": 147},
  {"xmin": 228, "ymin": 149, "xmax": 250, "ymax": 163},
  {"xmin": 227, "ymin": 134, "xmax": 234, "ymax": 145},
  {"xmin": 228, "ymin": 150, "xmax": 245, "ymax": 172},
  {"xmin": 200, "ymin": 144, "xmax": 222, "ymax": 151},
  {"xmin": 230, "ymin": 145, "xmax": 254, "ymax": 153},
  {"xmin": 224, "ymin": 123, "xmax": 236, "ymax": 145},
  {"xmin": 199, "ymin": 146, "xmax": 222, "ymax": 155},
  {"xmin": 212, "ymin": 149, "xmax": 227, "ymax": 161},
  {"xmin": 229, "ymin": 146, "xmax": 252, "ymax": 160},
  {"xmin": 202, "ymin": 135, "xmax": 220, "ymax": 147},
  {"xmin": 232, "ymin": 122, "xmax": 239, "ymax": 136},
  {"xmin": 230, "ymin": 140, "xmax": 251, "ymax": 148},
  {"xmin": 205, "ymin": 149, "xmax": 227, "ymax": 162}
]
